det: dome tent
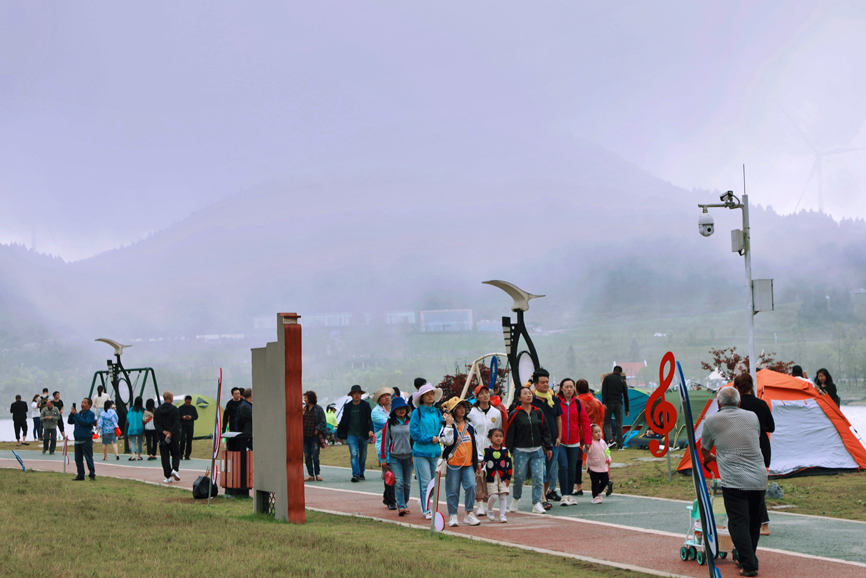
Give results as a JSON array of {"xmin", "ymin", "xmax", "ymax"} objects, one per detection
[
  {"xmin": 173, "ymin": 395, "xmax": 222, "ymax": 439},
  {"xmin": 677, "ymin": 369, "xmax": 866, "ymax": 478}
]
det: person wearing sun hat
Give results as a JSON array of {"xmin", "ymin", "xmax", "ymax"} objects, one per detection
[
  {"xmin": 409, "ymin": 382, "xmax": 443, "ymax": 519},
  {"xmin": 371, "ymin": 387, "xmax": 396, "ymax": 510},
  {"xmin": 337, "ymin": 385, "xmax": 374, "ymax": 482},
  {"xmin": 467, "ymin": 383, "xmax": 506, "ymax": 516},
  {"xmin": 440, "ymin": 396, "xmax": 483, "ymax": 527}
]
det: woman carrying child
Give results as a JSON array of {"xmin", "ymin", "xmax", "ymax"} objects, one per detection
[
  {"xmin": 439, "ymin": 397, "xmax": 482, "ymax": 527},
  {"xmin": 585, "ymin": 424, "xmax": 611, "ymax": 503},
  {"xmin": 482, "ymin": 428, "xmax": 512, "ymax": 522},
  {"xmin": 379, "ymin": 396, "xmax": 414, "ymax": 516}
]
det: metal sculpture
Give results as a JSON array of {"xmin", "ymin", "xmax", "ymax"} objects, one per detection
[
  {"xmin": 483, "ymin": 280, "xmax": 544, "ymax": 405},
  {"xmin": 90, "ymin": 339, "xmax": 161, "ymax": 452}
]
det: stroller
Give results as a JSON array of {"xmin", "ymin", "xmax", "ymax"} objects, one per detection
[{"xmin": 680, "ymin": 476, "xmax": 737, "ymax": 566}]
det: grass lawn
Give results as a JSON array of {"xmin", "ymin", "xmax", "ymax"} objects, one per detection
[{"xmin": 0, "ymin": 469, "xmax": 657, "ymax": 578}]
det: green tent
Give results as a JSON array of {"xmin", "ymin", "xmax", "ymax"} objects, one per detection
[{"xmin": 174, "ymin": 395, "xmax": 222, "ymax": 439}]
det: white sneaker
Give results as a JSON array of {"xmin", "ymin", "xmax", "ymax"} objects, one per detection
[
  {"xmin": 448, "ymin": 515, "xmax": 459, "ymax": 527},
  {"xmin": 476, "ymin": 503, "xmax": 485, "ymax": 516},
  {"xmin": 592, "ymin": 496, "xmax": 603, "ymax": 504},
  {"xmin": 508, "ymin": 498, "xmax": 520, "ymax": 512},
  {"xmin": 532, "ymin": 502, "xmax": 546, "ymax": 514},
  {"xmin": 464, "ymin": 512, "xmax": 481, "ymax": 526},
  {"xmin": 499, "ymin": 515, "xmax": 507, "ymax": 523},
  {"xmin": 171, "ymin": 469, "xmax": 181, "ymax": 481},
  {"xmin": 425, "ymin": 512, "xmax": 432, "ymax": 520},
  {"xmin": 163, "ymin": 478, "xmax": 172, "ymax": 484},
  {"xmin": 486, "ymin": 509, "xmax": 497, "ymax": 522}
]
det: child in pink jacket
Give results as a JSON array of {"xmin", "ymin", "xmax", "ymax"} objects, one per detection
[{"xmin": 585, "ymin": 424, "xmax": 611, "ymax": 503}]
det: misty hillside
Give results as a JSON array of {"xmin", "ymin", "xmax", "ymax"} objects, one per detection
[{"xmin": 3, "ymin": 137, "xmax": 866, "ymax": 343}]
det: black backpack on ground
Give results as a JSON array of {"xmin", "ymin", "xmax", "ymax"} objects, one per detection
[{"xmin": 193, "ymin": 475, "xmax": 218, "ymax": 499}]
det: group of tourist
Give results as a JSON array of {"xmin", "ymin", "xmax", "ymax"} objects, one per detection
[
  {"xmin": 9, "ymin": 389, "xmax": 67, "ymax": 452},
  {"xmin": 298, "ymin": 368, "xmax": 614, "ymax": 529}
]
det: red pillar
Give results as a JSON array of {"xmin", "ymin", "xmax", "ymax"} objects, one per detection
[{"xmin": 282, "ymin": 312, "xmax": 305, "ymax": 524}]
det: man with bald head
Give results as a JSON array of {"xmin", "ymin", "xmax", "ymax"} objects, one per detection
[{"xmin": 153, "ymin": 391, "xmax": 182, "ymax": 483}]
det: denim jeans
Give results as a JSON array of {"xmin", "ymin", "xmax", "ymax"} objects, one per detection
[
  {"xmin": 74, "ymin": 440, "xmax": 95, "ymax": 479},
  {"xmin": 128, "ymin": 434, "xmax": 143, "ymax": 455},
  {"xmin": 303, "ymin": 435, "xmax": 321, "ymax": 476},
  {"xmin": 545, "ymin": 445, "xmax": 560, "ymax": 490},
  {"xmin": 33, "ymin": 417, "xmax": 42, "ymax": 441},
  {"xmin": 512, "ymin": 448, "xmax": 545, "ymax": 505},
  {"xmin": 390, "ymin": 456, "xmax": 413, "ymax": 510},
  {"xmin": 346, "ymin": 435, "xmax": 368, "ymax": 478},
  {"xmin": 413, "ymin": 456, "xmax": 436, "ymax": 514},
  {"xmin": 445, "ymin": 464, "xmax": 476, "ymax": 516},
  {"xmin": 558, "ymin": 445, "xmax": 582, "ymax": 495}
]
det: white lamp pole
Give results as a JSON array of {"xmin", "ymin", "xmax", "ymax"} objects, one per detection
[{"xmin": 698, "ymin": 190, "xmax": 758, "ymax": 386}]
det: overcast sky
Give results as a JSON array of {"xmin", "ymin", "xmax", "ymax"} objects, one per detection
[{"xmin": 2, "ymin": 1, "xmax": 865, "ymax": 261}]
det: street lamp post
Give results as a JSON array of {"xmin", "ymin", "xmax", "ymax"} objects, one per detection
[{"xmin": 698, "ymin": 190, "xmax": 759, "ymax": 387}]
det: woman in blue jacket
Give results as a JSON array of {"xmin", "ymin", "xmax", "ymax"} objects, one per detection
[{"xmin": 409, "ymin": 383, "xmax": 443, "ymax": 520}]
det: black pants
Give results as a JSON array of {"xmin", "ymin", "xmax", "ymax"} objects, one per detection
[
  {"xmin": 145, "ymin": 430, "xmax": 158, "ymax": 456},
  {"xmin": 74, "ymin": 440, "xmax": 95, "ymax": 479},
  {"xmin": 383, "ymin": 474, "xmax": 395, "ymax": 506},
  {"xmin": 574, "ymin": 448, "xmax": 584, "ymax": 485},
  {"xmin": 159, "ymin": 438, "xmax": 181, "ymax": 478},
  {"xmin": 14, "ymin": 419, "xmax": 28, "ymax": 441},
  {"xmin": 589, "ymin": 469, "xmax": 609, "ymax": 498},
  {"xmin": 179, "ymin": 425, "xmax": 195, "ymax": 458},
  {"xmin": 722, "ymin": 488, "xmax": 765, "ymax": 573},
  {"xmin": 43, "ymin": 429, "xmax": 57, "ymax": 453}
]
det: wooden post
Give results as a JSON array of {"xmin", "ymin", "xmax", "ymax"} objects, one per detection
[{"xmin": 281, "ymin": 312, "xmax": 305, "ymax": 524}]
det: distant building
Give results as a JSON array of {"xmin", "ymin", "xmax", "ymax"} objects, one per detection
[
  {"xmin": 254, "ymin": 316, "xmax": 276, "ymax": 330},
  {"xmin": 476, "ymin": 320, "xmax": 501, "ymax": 332},
  {"xmin": 305, "ymin": 313, "xmax": 352, "ymax": 328},
  {"xmin": 420, "ymin": 309, "xmax": 473, "ymax": 332},
  {"xmin": 385, "ymin": 310, "xmax": 416, "ymax": 325},
  {"xmin": 613, "ymin": 361, "xmax": 648, "ymax": 386}
]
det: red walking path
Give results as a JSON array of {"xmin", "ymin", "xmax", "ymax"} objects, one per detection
[
  {"xmin": 304, "ymin": 485, "xmax": 866, "ymax": 578},
  {"xmin": 3, "ymin": 454, "xmax": 864, "ymax": 578}
]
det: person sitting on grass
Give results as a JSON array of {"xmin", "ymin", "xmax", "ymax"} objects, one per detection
[
  {"xmin": 379, "ymin": 396, "xmax": 414, "ymax": 516},
  {"xmin": 439, "ymin": 397, "xmax": 481, "ymax": 527},
  {"xmin": 483, "ymin": 428, "xmax": 512, "ymax": 523},
  {"xmin": 585, "ymin": 424, "xmax": 611, "ymax": 504},
  {"xmin": 97, "ymin": 400, "xmax": 120, "ymax": 461}
]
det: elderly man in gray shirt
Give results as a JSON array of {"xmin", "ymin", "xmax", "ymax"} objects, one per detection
[{"xmin": 700, "ymin": 386, "xmax": 767, "ymax": 577}]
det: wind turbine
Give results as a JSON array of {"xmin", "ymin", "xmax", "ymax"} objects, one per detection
[{"xmin": 777, "ymin": 102, "xmax": 866, "ymax": 214}]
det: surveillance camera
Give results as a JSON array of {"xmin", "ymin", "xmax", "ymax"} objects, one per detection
[
  {"xmin": 720, "ymin": 191, "xmax": 734, "ymax": 203},
  {"xmin": 698, "ymin": 212, "xmax": 714, "ymax": 237}
]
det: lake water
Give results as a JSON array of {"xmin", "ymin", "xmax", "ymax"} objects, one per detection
[{"xmin": 2, "ymin": 406, "xmax": 863, "ymax": 441}]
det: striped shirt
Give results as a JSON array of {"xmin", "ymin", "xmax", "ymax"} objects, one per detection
[{"xmin": 701, "ymin": 406, "xmax": 768, "ymax": 491}]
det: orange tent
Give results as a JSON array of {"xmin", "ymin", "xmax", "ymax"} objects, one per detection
[{"xmin": 678, "ymin": 369, "xmax": 866, "ymax": 478}]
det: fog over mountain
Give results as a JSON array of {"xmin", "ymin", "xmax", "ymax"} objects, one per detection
[{"xmin": 3, "ymin": 2, "xmax": 866, "ymax": 403}]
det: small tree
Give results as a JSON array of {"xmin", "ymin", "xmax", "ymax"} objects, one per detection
[
  {"xmin": 437, "ymin": 361, "xmax": 508, "ymax": 400},
  {"xmin": 701, "ymin": 347, "xmax": 794, "ymax": 382}
]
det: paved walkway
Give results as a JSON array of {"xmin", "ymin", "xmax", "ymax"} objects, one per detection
[{"xmin": 5, "ymin": 452, "xmax": 865, "ymax": 578}]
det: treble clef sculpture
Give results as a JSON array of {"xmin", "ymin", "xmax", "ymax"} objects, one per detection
[{"xmin": 647, "ymin": 351, "xmax": 679, "ymax": 458}]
